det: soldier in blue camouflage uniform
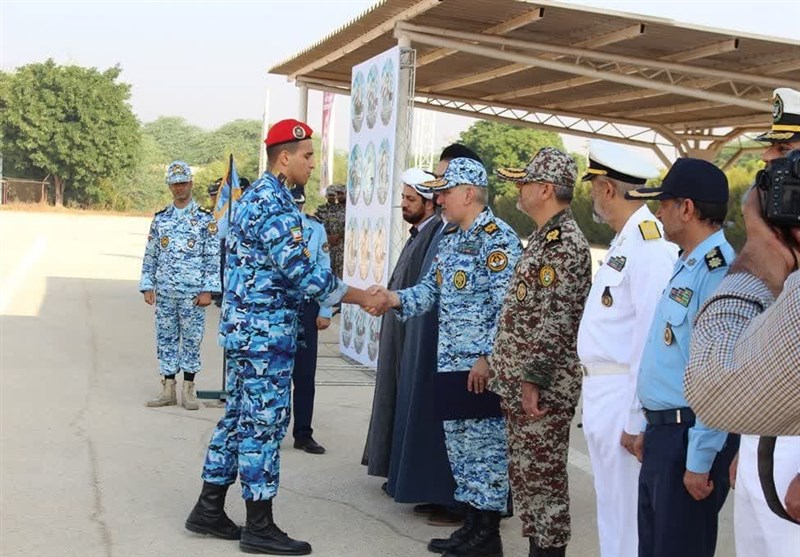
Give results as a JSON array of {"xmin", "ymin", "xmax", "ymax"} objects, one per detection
[
  {"xmin": 185, "ymin": 119, "xmax": 377, "ymax": 556},
  {"xmin": 373, "ymin": 158, "xmax": 522, "ymax": 557},
  {"xmin": 139, "ymin": 160, "xmax": 220, "ymax": 411}
]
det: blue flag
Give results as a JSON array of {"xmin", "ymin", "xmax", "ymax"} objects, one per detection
[{"xmin": 213, "ymin": 154, "xmax": 241, "ymax": 237}]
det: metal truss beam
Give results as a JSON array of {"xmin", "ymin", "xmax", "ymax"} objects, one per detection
[
  {"xmin": 395, "ymin": 28, "xmax": 771, "ymax": 112},
  {"xmin": 489, "ymin": 38, "xmax": 740, "ymax": 102},
  {"xmin": 398, "ymin": 22, "xmax": 798, "ymax": 90},
  {"xmin": 417, "ymin": 23, "xmax": 645, "ymax": 93},
  {"xmin": 416, "ymin": 7, "xmax": 545, "ymax": 67}
]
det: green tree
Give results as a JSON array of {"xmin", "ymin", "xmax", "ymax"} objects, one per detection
[
  {"xmin": 0, "ymin": 59, "xmax": 140, "ymax": 206},
  {"xmin": 142, "ymin": 116, "xmax": 205, "ymax": 163},
  {"xmin": 194, "ymin": 119, "xmax": 262, "ymax": 180}
]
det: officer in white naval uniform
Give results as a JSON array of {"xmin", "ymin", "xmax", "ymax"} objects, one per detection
[
  {"xmin": 577, "ymin": 140, "xmax": 678, "ymax": 557},
  {"xmin": 732, "ymin": 87, "xmax": 800, "ymax": 557}
]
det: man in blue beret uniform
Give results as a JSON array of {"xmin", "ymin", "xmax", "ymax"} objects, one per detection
[
  {"xmin": 627, "ymin": 158, "xmax": 738, "ymax": 557},
  {"xmin": 139, "ymin": 160, "xmax": 220, "ymax": 411},
  {"xmin": 185, "ymin": 119, "xmax": 381, "ymax": 555},
  {"xmin": 369, "ymin": 157, "xmax": 523, "ymax": 557}
]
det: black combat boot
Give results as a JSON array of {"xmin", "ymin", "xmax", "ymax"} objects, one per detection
[
  {"xmin": 442, "ymin": 509, "xmax": 503, "ymax": 557},
  {"xmin": 239, "ymin": 499, "xmax": 311, "ymax": 555},
  {"xmin": 529, "ymin": 538, "xmax": 566, "ymax": 557},
  {"xmin": 185, "ymin": 481, "xmax": 241, "ymax": 540},
  {"xmin": 428, "ymin": 505, "xmax": 478, "ymax": 553}
]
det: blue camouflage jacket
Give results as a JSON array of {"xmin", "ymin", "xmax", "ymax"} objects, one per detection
[
  {"xmin": 219, "ymin": 171, "xmax": 348, "ymax": 352},
  {"xmin": 138, "ymin": 199, "xmax": 221, "ymax": 297},
  {"xmin": 396, "ymin": 207, "xmax": 522, "ymax": 373}
]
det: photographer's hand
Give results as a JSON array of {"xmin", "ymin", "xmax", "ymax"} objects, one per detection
[{"xmin": 729, "ymin": 187, "xmax": 800, "ymax": 296}]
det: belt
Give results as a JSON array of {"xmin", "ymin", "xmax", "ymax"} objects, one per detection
[
  {"xmin": 644, "ymin": 407, "xmax": 696, "ymax": 426},
  {"xmin": 582, "ymin": 363, "xmax": 629, "ymax": 377}
]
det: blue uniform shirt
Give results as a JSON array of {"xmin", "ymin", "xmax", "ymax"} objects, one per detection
[
  {"xmin": 396, "ymin": 207, "xmax": 522, "ymax": 373},
  {"xmin": 138, "ymin": 199, "xmax": 221, "ymax": 297},
  {"xmin": 219, "ymin": 171, "xmax": 348, "ymax": 352},
  {"xmin": 637, "ymin": 229, "xmax": 735, "ymax": 473},
  {"xmin": 301, "ymin": 212, "xmax": 333, "ymax": 319}
]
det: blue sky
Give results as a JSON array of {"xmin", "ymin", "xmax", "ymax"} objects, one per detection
[{"xmin": 2, "ymin": 0, "xmax": 799, "ymax": 155}]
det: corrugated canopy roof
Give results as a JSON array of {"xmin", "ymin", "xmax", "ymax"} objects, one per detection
[{"xmin": 270, "ymin": 0, "xmax": 800, "ymax": 163}]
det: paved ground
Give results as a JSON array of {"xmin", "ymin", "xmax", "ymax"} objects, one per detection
[{"xmin": 0, "ymin": 210, "xmax": 734, "ymax": 557}]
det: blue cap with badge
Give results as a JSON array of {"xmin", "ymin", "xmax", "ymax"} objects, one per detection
[
  {"xmin": 626, "ymin": 158, "xmax": 729, "ymax": 204},
  {"xmin": 422, "ymin": 157, "xmax": 488, "ymax": 190},
  {"xmin": 166, "ymin": 160, "xmax": 193, "ymax": 185}
]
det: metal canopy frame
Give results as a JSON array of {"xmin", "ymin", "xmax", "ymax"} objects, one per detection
[{"xmin": 271, "ymin": 0, "xmax": 800, "ymax": 164}]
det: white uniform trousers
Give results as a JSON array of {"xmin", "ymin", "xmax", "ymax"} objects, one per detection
[
  {"xmin": 735, "ymin": 435, "xmax": 800, "ymax": 557},
  {"xmin": 582, "ymin": 374, "xmax": 640, "ymax": 557}
]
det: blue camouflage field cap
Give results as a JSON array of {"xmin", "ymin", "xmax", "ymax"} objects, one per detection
[
  {"xmin": 422, "ymin": 157, "xmax": 488, "ymax": 191},
  {"xmin": 166, "ymin": 160, "xmax": 193, "ymax": 185}
]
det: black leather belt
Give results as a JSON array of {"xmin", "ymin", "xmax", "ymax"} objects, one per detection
[{"xmin": 644, "ymin": 407, "xmax": 695, "ymax": 426}]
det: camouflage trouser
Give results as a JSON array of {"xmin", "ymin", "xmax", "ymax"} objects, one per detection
[
  {"xmin": 155, "ymin": 294, "xmax": 205, "ymax": 375},
  {"xmin": 201, "ymin": 349, "xmax": 293, "ymax": 501},
  {"xmin": 330, "ymin": 245, "xmax": 344, "ymax": 279},
  {"xmin": 443, "ymin": 417, "xmax": 509, "ymax": 512},
  {"xmin": 502, "ymin": 402, "xmax": 574, "ymax": 548}
]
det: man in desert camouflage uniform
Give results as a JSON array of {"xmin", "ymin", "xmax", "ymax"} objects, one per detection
[
  {"xmin": 489, "ymin": 148, "xmax": 593, "ymax": 557},
  {"xmin": 315, "ymin": 184, "xmax": 346, "ymax": 278}
]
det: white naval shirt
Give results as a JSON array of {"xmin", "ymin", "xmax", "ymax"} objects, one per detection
[{"xmin": 577, "ymin": 205, "xmax": 678, "ymax": 433}]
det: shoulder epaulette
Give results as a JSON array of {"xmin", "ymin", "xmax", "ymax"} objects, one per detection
[
  {"xmin": 443, "ymin": 223, "xmax": 459, "ymax": 235},
  {"xmin": 198, "ymin": 206, "xmax": 212, "ymax": 215},
  {"xmin": 544, "ymin": 226, "xmax": 562, "ymax": 248},
  {"xmin": 154, "ymin": 207, "xmax": 168, "ymax": 216},
  {"xmin": 638, "ymin": 220, "xmax": 662, "ymax": 241},
  {"xmin": 307, "ymin": 214, "xmax": 322, "ymax": 223},
  {"xmin": 483, "ymin": 222, "xmax": 499, "ymax": 235},
  {"xmin": 704, "ymin": 246, "xmax": 727, "ymax": 271}
]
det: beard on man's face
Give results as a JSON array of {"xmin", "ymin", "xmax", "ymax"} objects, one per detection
[{"xmin": 403, "ymin": 205, "xmax": 426, "ymax": 225}]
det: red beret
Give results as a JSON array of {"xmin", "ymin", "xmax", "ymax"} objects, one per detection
[{"xmin": 265, "ymin": 119, "xmax": 313, "ymax": 148}]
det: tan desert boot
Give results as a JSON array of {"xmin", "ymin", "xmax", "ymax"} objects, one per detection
[
  {"xmin": 182, "ymin": 381, "xmax": 200, "ymax": 411},
  {"xmin": 146, "ymin": 377, "xmax": 177, "ymax": 407}
]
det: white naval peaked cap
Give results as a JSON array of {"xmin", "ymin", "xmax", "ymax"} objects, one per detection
[
  {"xmin": 401, "ymin": 167, "xmax": 436, "ymax": 199},
  {"xmin": 581, "ymin": 139, "xmax": 660, "ymax": 186},
  {"xmin": 756, "ymin": 87, "xmax": 800, "ymax": 143}
]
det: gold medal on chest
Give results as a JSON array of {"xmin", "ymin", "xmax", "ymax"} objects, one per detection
[
  {"xmin": 601, "ymin": 286, "xmax": 613, "ymax": 307},
  {"xmin": 664, "ymin": 324, "xmax": 674, "ymax": 346}
]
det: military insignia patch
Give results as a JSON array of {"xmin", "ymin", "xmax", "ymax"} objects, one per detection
[
  {"xmin": 664, "ymin": 324, "xmax": 674, "ymax": 346},
  {"xmin": 487, "ymin": 251, "xmax": 508, "ymax": 272},
  {"xmin": 291, "ymin": 226, "xmax": 303, "ymax": 243},
  {"xmin": 639, "ymin": 220, "xmax": 662, "ymax": 241},
  {"xmin": 322, "ymin": 242, "xmax": 330, "ymax": 253},
  {"xmin": 545, "ymin": 227, "xmax": 561, "ymax": 247},
  {"xmin": 303, "ymin": 247, "xmax": 311, "ymax": 258},
  {"xmin": 187, "ymin": 239, "xmax": 195, "ymax": 249},
  {"xmin": 669, "ymin": 287, "xmax": 693, "ymax": 307},
  {"xmin": 773, "ymin": 94, "xmax": 784, "ymax": 122},
  {"xmin": 607, "ymin": 256, "xmax": 627, "ymax": 272},
  {"xmin": 483, "ymin": 222, "xmax": 498, "ymax": 234},
  {"xmin": 208, "ymin": 222, "xmax": 218, "ymax": 235},
  {"xmin": 436, "ymin": 268, "xmax": 443, "ymax": 286},
  {"xmin": 704, "ymin": 246, "xmax": 727, "ymax": 270},
  {"xmin": 516, "ymin": 281, "xmax": 527, "ymax": 301},
  {"xmin": 160, "ymin": 236, "xmax": 170, "ymax": 249},
  {"xmin": 601, "ymin": 286, "xmax": 613, "ymax": 307},
  {"xmin": 443, "ymin": 224, "xmax": 459, "ymax": 235},
  {"xmin": 539, "ymin": 265, "xmax": 556, "ymax": 287},
  {"xmin": 458, "ymin": 241, "xmax": 479, "ymax": 255},
  {"xmin": 453, "ymin": 270, "xmax": 467, "ymax": 289},
  {"xmin": 293, "ymin": 125, "xmax": 306, "ymax": 139}
]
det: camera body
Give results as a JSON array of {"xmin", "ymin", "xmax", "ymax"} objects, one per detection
[{"xmin": 757, "ymin": 149, "xmax": 800, "ymax": 227}]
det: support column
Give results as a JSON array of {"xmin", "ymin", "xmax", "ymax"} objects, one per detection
[
  {"xmin": 389, "ymin": 36, "xmax": 415, "ymax": 274},
  {"xmin": 298, "ymin": 84, "xmax": 309, "ymax": 122}
]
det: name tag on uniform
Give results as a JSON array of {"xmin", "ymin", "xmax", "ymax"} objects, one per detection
[
  {"xmin": 457, "ymin": 241, "xmax": 480, "ymax": 255},
  {"xmin": 290, "ymin": 226, "xmax": 303, "ymax": 243}
]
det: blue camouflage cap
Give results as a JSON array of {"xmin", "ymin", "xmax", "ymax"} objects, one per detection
[
  {"xmin": 422, "ymin": 157, "xmax": 488, "ymax": 191},
  {"xmin": 166, "ymin": 160, "xmax": 193, "ymax": 185}
]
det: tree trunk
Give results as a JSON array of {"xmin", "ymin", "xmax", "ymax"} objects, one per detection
[{"xmin": 54, "ymin": 175, "xmax": 64, "ymax": 206}]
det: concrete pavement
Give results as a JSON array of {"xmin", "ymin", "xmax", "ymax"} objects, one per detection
[{"xmin": 0, "ymin": 210, "xmax": 734, "ymax": 557}]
